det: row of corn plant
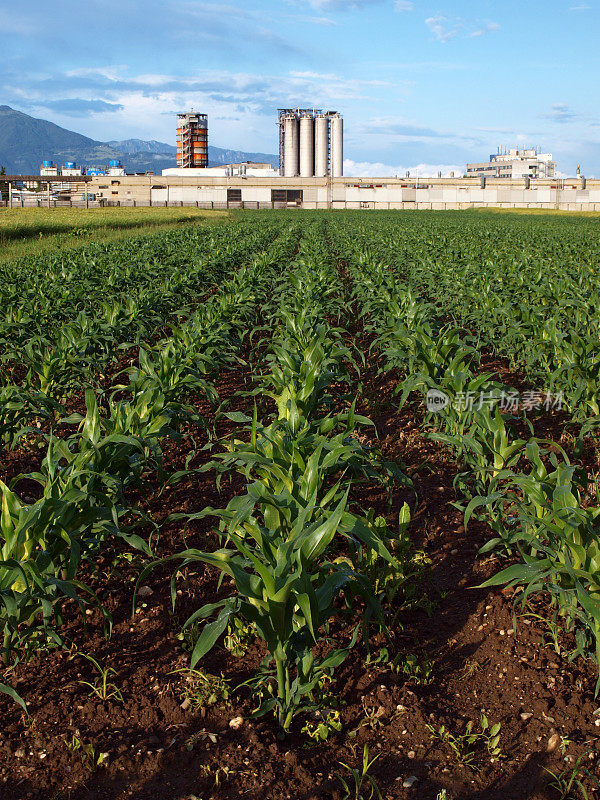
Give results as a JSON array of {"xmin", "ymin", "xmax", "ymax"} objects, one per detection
[
  {"xmin": 0, "ymin": 222, "xmax": 300, "ymax": 450},
  {"xmin": 332, "ymin": 220, "xmax": 600, "ymax": 690},
  {"xmin": 0, "ymin": 219, "xmax": 293, "ymax": 409},
  {"xmin": 138, "ymin": 226, "xmax": 414, "ymax": 731},
  {"xmin": 329, "ymin": 211, "xmax": 600, "ymax": 431},
  {"xmin": 0, "ymin": 223, "xmax": 302, "ymax": 708}
]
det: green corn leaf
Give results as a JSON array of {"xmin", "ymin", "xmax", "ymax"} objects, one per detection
[
  {"xmin": 299, "ymin": 491, "xmax": 349, "ymax": 563},
  {"xmin": 0, "ymin": 682, "xmax": 27, "ymax": 714}
]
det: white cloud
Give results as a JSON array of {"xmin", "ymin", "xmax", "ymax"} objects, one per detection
[
  {"xmin": 394, "ymin": 1, "xmax": 414, "ymax": 10},
  {"xmin": 296, "ymin": 15, "xmax": 340, "ymax": 24},
  {"xmin": 344, "ymin": 158, "xmax": 464, "ymax": 177},
  {"xmin": 179, "ymin": 2, "xmax": 250, "ymax": 14},
  {"xmin": 469, "ymin": 22, "xmax": 500, "ymax": 37},
  {"xmin": 0, "ymin": 10, "xmax": 34, "ymax": 35},
  {"xmin": 541, "ymin": 103, "xmax": 579, "ymax": 123},
  {"xmin": 425, "ymin": 16, "xmax": 458, "ymax": 42},
  {"xmin": 425, "ymin": 15, "xmax": 499, "ymax": 42},
  {"xmin": 300, "ymin": 0, "xmax": 382, "ymax": 10},
  {"xmin": 65, "ymin": 65, "xmax": 131, "ymax": 81},
  {"xmin": 14, "ymin": 65, "xmax": 402, "ymax": 147}
]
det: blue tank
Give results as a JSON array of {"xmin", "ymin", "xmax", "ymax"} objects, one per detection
[
  {"xmin": 108, "ymin": 160, "xmax": 121, "ymax": 167},
  {"xmin": 64, "ymin": 162, "xmax": 75, "ymax": 168},
  {"xmin": 42, "ymin": 160, "xmax": 53, "ymax": 167}
]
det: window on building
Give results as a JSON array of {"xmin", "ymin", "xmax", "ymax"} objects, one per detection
[
  {"xmin": 111, "ymin": 180, "xmax": 120, "ymax": 186},
  {"xmin": 271, "ymin": 189, "xmax": 303, "ymax": 204},
  {"xmin": 227, "ymin": 189, "xmax": 242, "ymax": 202}
]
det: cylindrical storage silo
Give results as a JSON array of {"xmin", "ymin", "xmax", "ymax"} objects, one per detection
[
  {"xmin": 299, "ymin": 114, "xmax": 315, "ymax": 177},
  {"xmin": 314, "ymin": 115, "xmax": 329, "ymax": 177},
  {"xmin": 330, "ymin": 115, "xmax": 343, "ymax": 177},
  {"xmin": 283, "ymin": 114, "xmax": 299, "ymax": 177}
]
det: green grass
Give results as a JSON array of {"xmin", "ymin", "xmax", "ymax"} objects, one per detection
[
  {"xmin": 470, "ymin": 206, "xmax": 600, "ymax": 217},
  {"xmin": 0, "ymin": 206, "xmax": 228, "ymax": 263}
]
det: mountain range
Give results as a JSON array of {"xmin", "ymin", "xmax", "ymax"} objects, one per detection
[{"xmin": 0, "ymin": 106, "xmax": 279, "ymax": 174}]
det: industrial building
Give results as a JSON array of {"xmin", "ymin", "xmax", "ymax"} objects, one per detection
[
  {"xmin": 163, "ymin": 162, "xmax": 278, "ymax": 178},
  {"xmin": 166, "ymin": 108, "xmax": 344, "ymax": 179},
  {"xmin": 16, "ymin": 108, "xmax": 598, "ymax": 212},
  {"xmin": 60, "ymin": 173, "xmax": 596, "ymax": 211},
  {"xmin": 5, "ymin": 171, "xmax": 599, "ymax": 211},
  {"xmin": 39, "ymin": 159, "xmax": 125, "ymax": 177},
  {"xmin": 176, "ymin": 111, "xmax": 208, "ymax": 169},
  {"xmin": 40, "ymin": 160, "xmax": 59, "ymax": 176},
  {"xmin": 278, "ymin": 109, "xmax": 343, "ymax": 178},
  {"xmin": 466, "ymin": 147, "xmax": 557, "ymax": 179}
]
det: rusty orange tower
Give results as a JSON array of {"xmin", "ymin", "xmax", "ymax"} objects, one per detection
[{"xmin": 176, "ymin": 112, "xmax": 208, "ymax": 169}]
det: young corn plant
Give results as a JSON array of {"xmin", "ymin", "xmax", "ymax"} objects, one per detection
[
  {"xmin": 138, "ymin": 484, "xmax": 393, "ymax": 730},
  {"xmin": 337, "ymin": 745, "xmax": 382, "ymax": 800},
  {"xmin": 427, "ymin": 715, "xmax": 503, "ymax": 770},
  {"xmin": 75, "ymin": 652, "xmax": 124, "ymax": 703},
  {"xmin": 0, "ymin": 474, "xmax": 99, "ymax": 667},
  {"xmin": 0, "ymin": 385, "xmax": 64, "ymax": 450},
  {"xmin": 477, "ymin": 445, "xmax": 600, "ymax": 686},
  {"xmin": 256, "ymin": 314, "xmax": 359, "ymax": 432},
  {"xmin": 136, "ymin": 269, "xmax": 405, "ymax": 731},
  {"xmin": 544, "ymin": 749, "xmax": 600, "ymax": 800}
]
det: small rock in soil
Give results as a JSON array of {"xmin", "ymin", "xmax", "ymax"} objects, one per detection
[
  {"xmin": 547, "ymin": 733, "xmax": 561, "ymax": 753},
  {"xmin": 403, "ymin": 776, "xmax": 418, "ymax": 788},
  {"xmin": 229, "ymin": 716, "xmax": 244, "ymax": 730}
]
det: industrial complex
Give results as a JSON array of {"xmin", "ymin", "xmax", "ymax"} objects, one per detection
[
  {"xmin": 466, "ymin": 147, "xmax": 557, "ymax": 179},
  {"xmin": 2, "ymin": 108, "xmax": 599, "ymax": 211}
]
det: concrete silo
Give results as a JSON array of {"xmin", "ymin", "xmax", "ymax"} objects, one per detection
[
  {"xmin": 278, "ymin": 108, "xmax": 343, "ymax": 178},
  {"xmin": 282, "ymin": 112, "xmax": 300, "ymax": 177},
  {"xmin": 330, "ymin": 114, "xmax": 343, "ymax": 177},
  {"xmin": 299, "ymin": 113, "xmax": 315, "ymax": 177},
  {"xmin": 314, "ymin": 114, "xmax": 329, "ymax": 177}
]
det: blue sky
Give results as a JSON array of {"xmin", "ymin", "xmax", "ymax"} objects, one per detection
[{"xmin": 2, "ymin": 0, "xmax": 599, "ymax": 175}]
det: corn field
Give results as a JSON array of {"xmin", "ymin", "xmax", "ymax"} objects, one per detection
[{"xmin": 1, "ymin": 210, "xmax": 600, "ymax": 800}]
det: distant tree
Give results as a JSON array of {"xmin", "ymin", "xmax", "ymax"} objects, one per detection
[{"xmin": 0, "ymin": 165, "xmax": 7, "ymax": 202}]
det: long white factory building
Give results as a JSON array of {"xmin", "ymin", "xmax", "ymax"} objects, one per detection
[{"xmin": 73, "ymin": 171, "xmax": 600, "ymax": 211}]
